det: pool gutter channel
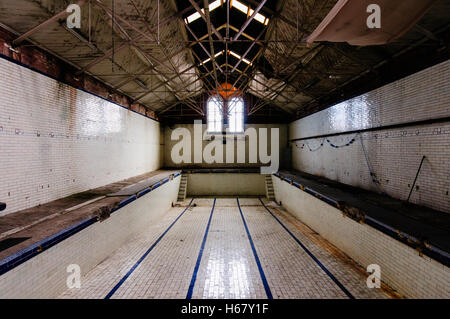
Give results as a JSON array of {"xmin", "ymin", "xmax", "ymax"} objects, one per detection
[
  {"xmin": 273, "ymin": 172, "xmax": 450, "ymax": 267},
  {"xmin": 0, "ymin": 172, "xmax": 181, "ymax": 276}
]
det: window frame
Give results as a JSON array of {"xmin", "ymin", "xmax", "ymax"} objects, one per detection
[
  {"xmin": 206, "ymin": 95, "xmax": 224, "ymax": 133},
  {"xmin": 227, "ymin": 96, "xmax": 245, "ymax": 134}
]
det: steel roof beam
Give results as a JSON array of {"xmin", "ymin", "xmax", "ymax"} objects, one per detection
[
  {"xmin": 233, "ymin": 0, "xmax": 267, "ymax": 41},
  {"xmin": 97, "ymin": 1, "xmax": 203, "ymax": 111},
  {"xmin": 188, "ymin": 0, "xmax": 224, "ymax": 41},
  {"xmin": 13, "ymin": 0, "xmax": 87, "ymax": 46},
  {"xmin": 231, "ymin": 27, "xmax": 266, "ymax": 73},
  {"xmin": 76, "ymin": 1, "xmax": 202, "ymax": 75}
]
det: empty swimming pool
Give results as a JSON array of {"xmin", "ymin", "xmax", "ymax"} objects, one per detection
[{"xmin": 58, "ymin": 197, "xmax": 391, "ymax": 299}]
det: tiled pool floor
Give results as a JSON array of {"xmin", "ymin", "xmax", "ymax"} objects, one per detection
[{"xmin": 59, "ymin": 198, "xmax": 392, "ymax": 299}]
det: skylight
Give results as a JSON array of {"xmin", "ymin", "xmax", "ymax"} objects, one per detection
[
  {"xmin": 229, "ymin": 50, "xmax": 252, "ymax": 65},
  {"xmin": 200, "ymin": 50, "xmax": 224, "ymax": 66},
  {"xmin": 232, "ymin": 0, "xmax": 269, "ymax": 25},
  {"xmin": 199, "ymin": 50, "xmax": 251, "ymax": 66},
  {"xmin": 185, "ymin": 0, "xmax": 221, "ymax": 24},
  {"xmin": 185, "ymin": 0, "xmax": 269, "ymax": 25}
]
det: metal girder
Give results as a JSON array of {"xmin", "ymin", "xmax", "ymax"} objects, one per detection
[
  {"xmin": 184, "ymin": 23, "xmax": 223, "ymax": 73},
  {"xmin": 189, "ymin": 50, "xmax": 218, "ymax": 92},
  {"xmin": 13, "ymin": 0, "xmax": 87, "ymax": 46},
  {"xmin": 188, "ymin": 0, "xmax": 224, "ymax": 41},
  {"xmin": 157, "ymin": 102, "xmax": 181, "ymax": 115},
  {"xmin": 245, "ymin": 0, "xmax": 310, "ymax": 34},
  {"xmin": 238, "ymin": 1, "xmax": 322, "ymax": 107},
  {"xmin": 233, "ymin": 0, "xmax": 288, "ymax": 93},
  {"xmin": 231, "ymin": 27, "xmax": 266, "ymax": 72},
  {"xmin": 257, "ymin": 45, "xmax": 325, "ymax": 104},
  {"xmin": 275, "ymin": 44, "xmax": 324, "ymax": 77},
  {"xmin": 232, "ymin": 44, "xmax": 263, "ymax": 90},
  {"xmin": 297, "ymin": 23, "xmax": 450, "ymax": 114},
  {"xmin": 132, "ymin": 64, "xmax": 198, "ymax": 102},
  {"xmin": 126, "ymin": 0, "xmax": 203, "ymax": 111},
  {"xmin": 183, "ymin": 19, "xmax": 228, "ymax": 100},
  {"xmin": 233, "ymin": 0, "xmax": 267, "ymax": 41},
  {"xmin": 76, "ymin": 1, "xmax": 201, "ymax": 75},
  {"xmin": 61, "ymin": 11, "xmax": 188, "ymax": 112},
  {"xmin": 94, "ymin": 0, "xmax": 175, "ymax": 74},
  {"xmin": 98, "ymin": 0, "xmax": 203, "ymax": 112},
  {"xmin": 156, "ymin": 68, "xmax": 221, "ymax": 115},
  {"xmin": 98, "ymin": 3, "xmax": 180, "ymax": 100},
  {"xmin": 203, "ymin": 0, "xmax": 220, "ymax": 94},
  {"xmin": 226, "ymin": 0, "xmax": 230, "ymax": 85},
  {"xmin": 228, "ymin": 66, "xmax": 296, "ymax": 113}
]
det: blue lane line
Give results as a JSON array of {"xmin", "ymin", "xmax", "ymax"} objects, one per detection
[
  {"xmin": 237, "ymin": 198, "xmax": 273, "ymax": 299},
  {"xmin": 105, "ymin": 198, "xmax": 195, "ymax": 299},
  {"xmin": 258, "ymin": 198, "xmax": 355, "ymax": 299},
  {"xmin": 186, "ymin": 198, "xmax": 216, "ymax": 299}
]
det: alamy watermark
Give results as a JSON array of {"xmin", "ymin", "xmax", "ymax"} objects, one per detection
[
  {"xmin": 171, "ymin": 120, "xmax": 279, "ymax": 174},
  {"xmin": 367, "ymin": 4, "xmax": 381, "ymax": 29},
  {"xmin": 66, "ymin": 263, "xmax": 81, "ymax": 289},
  {"xmin": 65, "ymin": 3, "xmax": 382, "ymax": 30},
  {"xmin": 366, "ymin": 264, "xmax": 381, "ymax": 288},
  {"xmin": 66, "ymin": 4, "xmax": 81, "ymax": 29}
]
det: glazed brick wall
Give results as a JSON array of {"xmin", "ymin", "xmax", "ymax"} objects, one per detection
[
  {"xmin": 290, "ymin": 60, "xmax": 450, "ymax": 213},
  {"xmin": 164, "ymin": 123, "xmax": 288, "ymax": 168},
  {"xmin": 0, "ymin": 177, "xmax": 180, "ymax": 298},
  {"xmin": 0, "ymin": 27, "xmax": 156, "ymax": 121},
  {"xmin": 273, "ymin": 177, "xmax": 450, "ymax": 298},
  {"xmin": 0, "ymin": 57, "xmax": 162, "ymax": 216}
]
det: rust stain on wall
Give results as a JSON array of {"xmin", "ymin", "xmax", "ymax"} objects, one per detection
[{"xmin": 0, "ymin": 26, "xmax": 157, "ymax": 121}]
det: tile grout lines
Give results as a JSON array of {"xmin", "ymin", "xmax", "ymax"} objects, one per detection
[
  {"xmin": 186, "ymin": 198, "xmax": 216, "ymax": 299},
  {"xmin": 104, "ymin": 198, "xmax": 195, "ymax": 299},
  {"xmin": 258, "ymin": 198, "xmax": 355, "ymax": 299},
  {"xmin": 237, "ymin": 198, "xmax": 273, "ymax": 299}
]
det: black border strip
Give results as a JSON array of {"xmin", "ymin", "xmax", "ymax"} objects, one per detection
[
  {"xmin": 273, "ymin": 173, "xmax": 450, "ymax": 267},
  {"xmin": 259, "ymin": 198, "xmax": 354, "ymax": 299},
  {"xmin": 289, "ymin": 116, "xmax": 450, "ymax": 142},
  {"xmin": 186, "ymin": 198, "xmax": 216, "ymax": 299},
  {"xmin": 237, "ymin": 198, "xmax": 273, "ymax": 299},
  {"xmin": 106, "ymin": 198, "xmax": 195, "ymax": 299}
]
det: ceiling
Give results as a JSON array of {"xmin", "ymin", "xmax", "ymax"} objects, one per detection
[{"xmin": 0, "ymin": 0, "xmax": 449, "ymax": 123}]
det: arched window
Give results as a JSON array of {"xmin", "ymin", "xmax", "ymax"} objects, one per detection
[
  {"xmin": 228, "ymin": 96, "xmax": 244, "ymax": 133},
  {"xmin": 207, "ymin": 96, "xmax": 223, "ymax": 132}
]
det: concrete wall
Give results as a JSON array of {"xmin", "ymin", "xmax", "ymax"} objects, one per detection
[
  {"xmin": 0, "ymin": 57, "xmax": 163, "ymax": 216},
  {"xmin": 164, "ymin": 124, "xmax": 288, "ymax": 169},
  {"xmin": 273, "ymin": 177, "xmax": 450, "ymax": 299},
  {"xmin": 0, "ymin": 175, "xmax": 180, "ymax": 298},
  {"xmin": 187, "ymin": 173, "xmax": 266, "ymax": 196},
  {"xmin": 290, "ymin": 60, "xmax": 450, "ymax": 213}
]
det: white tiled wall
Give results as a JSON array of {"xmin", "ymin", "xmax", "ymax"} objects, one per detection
[
  {"xmin": 290, "ymin": 60, "xmax": 450, "ymax": 213},
  {"xmin": 164, "ymin": 124, "xmax": 288, "ymax": 168},
  {"xmin": 0, "ymin": 58, "xmax": 162, "ymax": 216},
  {"xmin": 187, "ymin": 173, "xmax": 266, "ymax": 196},
  {"xmin": 0, "ymin": 176, "xmax": 180, "ymax": 298},
  {"xmin": 273, "ymin": 177, "xmax": 450, "ymax": 299}
]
